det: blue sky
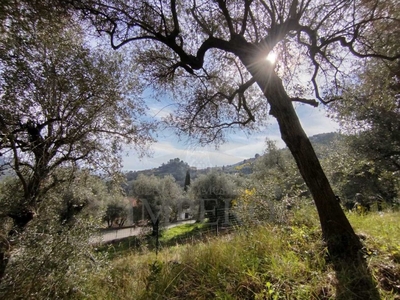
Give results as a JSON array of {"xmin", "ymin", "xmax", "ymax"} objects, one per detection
[{"xmin": 122, "ymin": 102, "xmax": 339, "ymax": 171}]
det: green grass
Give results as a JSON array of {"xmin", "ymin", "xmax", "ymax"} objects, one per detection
[
  {"xmin": 84, "ymin": 208, "xmax": 400, "ymax": 300},
  {"xmin": 348, "ymin": 211, "xmax": 400, "ymax": 266},
  {"xmin": 159, "ymin": 222, "xmax": 208, "ymax": 242}
]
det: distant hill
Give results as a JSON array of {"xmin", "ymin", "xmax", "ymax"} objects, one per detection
[
  {"xmin": 212, "ymin": 132, "xmax": 342, "ymax": 175},
  {"xmin": 124, "ymin": 132, "xmax": 341, "ymax": 183},
  {"xmin": 125, "ymin": 158, "xmax": 191, "ymax": 187},
  {"xmin": 309, "ymin": 132, "xmax": 342, "ymax": 146}
]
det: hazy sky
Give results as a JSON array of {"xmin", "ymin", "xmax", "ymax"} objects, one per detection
[{"xmin": 122, "ymin": 102, "xmax": 340, "ymax": 171}]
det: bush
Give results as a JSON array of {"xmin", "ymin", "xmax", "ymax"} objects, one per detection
[{"xmin": 0, "ymin": 196, "xmax": 108, "ymax": 300}]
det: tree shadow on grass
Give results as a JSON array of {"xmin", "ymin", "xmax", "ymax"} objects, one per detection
[{"xmin": 331, "ymin": 255, "xmax": 380, "ymax": 300}]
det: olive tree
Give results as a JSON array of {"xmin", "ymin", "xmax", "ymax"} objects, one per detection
[
  {"xmin": 0, "ymin": 12, "xmax": 153, "ymax": 230},
  {"xmin": 190, "ymin": 171, "xmax": 240, "ymax": 223},
  {"xmin": 326, "ymin": 4, "xmax": 400, "ymax": 205},
  {"xmin": 253, "ymin": 139, "xmax": 306, "ymax": 200},
  {"xmin": 131, "ymin": 174, "xmax": 183, "ymax": 234},
  {"xmin": 0, "ymin": 5, "xmax": 153, "ymax": 280},
  {"xmin": 0, "ymin": 171, "xmax": 112, "ymax": 298},
  {"xmin": 330, "ymin": 53, "xmax": 400, "ymax": 177},
  {"xmin": 66, "ymin": 0, "xmax": 399, "ymax": 257},
  {"xmin": 103, "ymin": 200, "xmax": 131, "ymax": 227},
  {"xmin": 233, "ymin": 140, "xmax": 306, "ymax": 225}
]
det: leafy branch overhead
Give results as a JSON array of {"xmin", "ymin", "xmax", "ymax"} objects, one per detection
[{"xmin": 67, "ymin": 0, "xmax": 399, "ymax": 139}]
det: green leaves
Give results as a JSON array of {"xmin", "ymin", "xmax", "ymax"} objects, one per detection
[
  {"xmin": 131, "ymin": 174, "xmax": 184, "ymax": 223},
  {"xmin": 0, "ymin": 5, "xmax": 154, "ymax": 226}
]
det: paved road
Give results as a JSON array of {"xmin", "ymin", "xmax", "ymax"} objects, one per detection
[{"xmin": 92, "ymin": 220, "xmax": 195, "ymax": 244}]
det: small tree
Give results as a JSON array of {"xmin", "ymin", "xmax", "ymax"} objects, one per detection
[
  {"xmin": 184, "ymin": 169, "xmax": 191, "ymax": 192},
  {"xmin": 131, "ymin": 174, "xmax": 183, "ymax": 234},
  {"xmin": 253, "ymin": 139, "xmax": 306, "ymax": 200},
  {"xmin": 0, "ymin": 171, "xmax": 109, "ymax": 298},
  {"xmin": 103, "ymin": 202, "xmax": 129, "ymax": 228},
  {"xmin": 321, "ymin": 136, "xmax": 399, "ymax": 209},
  {"xmin": 190, "ymin": 171, "xmax": 239, "ymax": 223}
]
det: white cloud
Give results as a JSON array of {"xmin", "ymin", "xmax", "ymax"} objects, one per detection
[
  {"xmin": 122, "ymin": 141, "xmax": 252, "ymax": 171},
  {"xmin": 296, "ymin": 105, "xmax": 340, "ymax": 136},
  {"xmin": 122, "ymin": 104, "xmax": 339, "ymax": 171}
]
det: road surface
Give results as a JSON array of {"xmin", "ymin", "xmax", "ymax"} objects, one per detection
[{"xmin": 92, "ymin": 220, "xmax": 195, "ymax": 244}]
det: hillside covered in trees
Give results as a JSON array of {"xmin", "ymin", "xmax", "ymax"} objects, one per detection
[{"xmin": 124, "ymin": 132, "xmax": 341, "ymax": 181}]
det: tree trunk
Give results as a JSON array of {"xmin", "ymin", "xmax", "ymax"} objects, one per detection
[
  {"xmin": 241, "ymin": 57, "xmax": 362, "ymax": 258},
  {"xmin": 0, "ymin": 210, "xmax": 35, "ymax": 282},
  {"xmin": 0, "ymin": 245, "xmax": 9, "ymax": 282}
]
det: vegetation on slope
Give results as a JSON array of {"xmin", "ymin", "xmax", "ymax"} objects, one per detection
[{"xmin": 86, "ymin": 207, "xmax": 400, "ymax": 300}]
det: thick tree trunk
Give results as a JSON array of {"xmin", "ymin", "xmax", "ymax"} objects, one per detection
[
  {"xmin": 241, "ymin": 57, "xmax": 362, "ymax": 258},
  {"xmin": 0, "ymin": 210, "xmax": 34, "ymax": 282}
]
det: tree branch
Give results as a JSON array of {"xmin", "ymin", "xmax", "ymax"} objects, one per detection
[
  {"xmin": 216, "ymin": 0, "xmax": 235, "ymax": 36},
  {"xmin": 239, "ymin": 0, "xmax": 252, "ymax": 36},
  {"xmin": 291, "ymin": 97, "xmax": 319, "ymax": 107}
]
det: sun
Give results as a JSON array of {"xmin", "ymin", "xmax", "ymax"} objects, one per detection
[{"xmin": 266, "ymin": 52, "xmax": 277, "ymax": 64}]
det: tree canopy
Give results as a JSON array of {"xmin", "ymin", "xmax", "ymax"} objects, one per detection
[
  {"xmin": 0, "ymin": 2, "xmax": 154, "ymax": 282},
  {"xmin": 0, "ymin": 9, "xmax": 153, "ymax": 229},
  {"xmin": 331, "ymin": 57, "xmax": 400, "ymax": 173},
  {"xmin": 130, "ymin": 174, "xmax": 184, "ymax": 226}
]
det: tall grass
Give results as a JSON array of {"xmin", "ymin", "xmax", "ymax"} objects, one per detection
[{"xmin": 84, "ymin": 207, "xmax": 400, "ymax": 299}]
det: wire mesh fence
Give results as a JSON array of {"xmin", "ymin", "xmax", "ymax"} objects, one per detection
[{"xmin": 98, "ymin": 206, "xmax": 245, "ymax": 256}]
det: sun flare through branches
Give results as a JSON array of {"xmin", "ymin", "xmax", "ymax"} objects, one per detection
[{"xmin": 266, "ymin": 52, "xmax": 277, "ymax": 64}]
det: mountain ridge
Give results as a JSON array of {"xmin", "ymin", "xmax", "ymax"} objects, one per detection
[{"xmin": 124, "ymin": 132, "xmax": 341, "ymax": 184}]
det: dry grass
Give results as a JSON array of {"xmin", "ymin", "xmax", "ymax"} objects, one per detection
[{"xmin": 84, "ymin": 208, "xmax": 400, "ymax": 299}]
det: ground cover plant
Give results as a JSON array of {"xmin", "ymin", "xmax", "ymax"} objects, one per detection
[{"xmin": 85, "ymin": 206, "xmax": 400, "ymax": 300}]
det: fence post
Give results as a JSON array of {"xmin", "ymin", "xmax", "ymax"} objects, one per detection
[
  {"xmin": 155, "ymin": 218, "xmax": 160, "ymax": 256},
  {"xmin": 215, "ymin": 207, "xmax": 219, "ymax": 235}
]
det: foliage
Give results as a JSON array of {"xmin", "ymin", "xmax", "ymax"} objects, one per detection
[
  {"xmin": 0, "ymin": 179, "xmax": 108, "ymax": 299},
  {"xmin": 0, "ymin": 170, "xmax": 113, "ymax": 227},
  {"xmin": 103, "ymin": 201, "xmax": 130, "ymax": 228},
  {"xmin": 326, "ymin": 5, "xmax": 400, "ymax": 204},
  {"xmin": 67, "ymin": 0, "xmax": 399, "ymax": 139},
  {"xmin": 190, "ymin": 171, "xmax": 242, "ymax": 200},
  {"xmin": 329, "ymin": 58, "xmax": 400, "ymax": 198},
  {"xmin": 234, "ymin": 131, "xmax": 399, "ymax": 221},
  {"xmin": 233, "ymin": 188, "xmax": 292, "ymax": 226},
  {"xmin": 322, "ymin": 137, "xmax": 399, "ymax": 205},
  {"xmin": 0, "ymin": 224, "xmax": 106, "ymax": 299},
  {"xmin": 130, "ymin": 174, "xmax": 184, "ymax": 225},
  {"xmin": 253, "ymin": 139, "xmax": 307, "ymax": 199},
  {"xmin": 232, "ymin": 139, "xmax": 308, "ymax": 226},
  {"xmin": 189, "ymin": 171, "xmax": 241, "ymax": 222},
  {"xmin": 0, "ymin": 5, "xmax": 153, "ymax": 232},
  {"xmin": 184, "ymin": 169, "xmax": 190, "ymax": 192},
  {"xmin": 0, "ymin": 3, "xmax": 153, "ymax": 283}
]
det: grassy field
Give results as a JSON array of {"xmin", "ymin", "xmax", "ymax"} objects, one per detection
[{"xmin": 85, "ymin": 207, "xmax": 400, "ymax": 299}]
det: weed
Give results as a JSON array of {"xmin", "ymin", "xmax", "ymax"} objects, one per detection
[{"xmin": 84, "ymin": 208, "xmax": 400, "ymax": 299}]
